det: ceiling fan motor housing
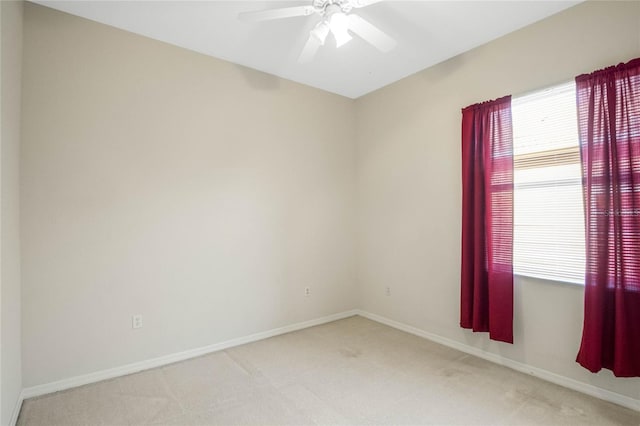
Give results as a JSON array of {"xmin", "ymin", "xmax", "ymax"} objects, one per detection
[{"xmin": 313, "ymin": 0, "xmax": 353, "ymax": 15}]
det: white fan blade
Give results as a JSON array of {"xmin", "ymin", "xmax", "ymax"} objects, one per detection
[
  {"xmin": 298, "ymin": 34, "xmax": 321, "ymax": 63},
  {"xmin": 349, "ymin": 0, "xmax": 383, "ymax": 8},
  {"xmin": 347, "ymin": 14, "xmax": 396, "ymax": 52},
  {"xmin": 238, "ymin": 6, "xmax": 316, "ymax": 22}
]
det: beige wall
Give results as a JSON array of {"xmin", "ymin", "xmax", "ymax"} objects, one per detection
[
  {"xmin": 356, "ymin": 0, "xmax": 640, "ymax": 402},
  {"xmin": 21, "ymin": 3, "xmax": 356, "ymax": 387},
  {"xmin": 1, "ymin": 1, "xmax": 23, "ymax": 424}
]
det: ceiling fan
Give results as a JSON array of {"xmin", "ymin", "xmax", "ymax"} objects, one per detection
[{"xmin": 239, "ymin": 0, "xmax": 396, "ymax": 63}]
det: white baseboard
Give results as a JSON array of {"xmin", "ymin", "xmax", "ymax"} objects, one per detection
[
  {"xmin": 21, "ymin": 310, "xmax": 359, "ymax": 401},
  {"xmin": 9, "ymin": 389, "xmax": 25, "ymax": 426},
  {"xmin": 356, "ymin": 310, "xmax": 640, "ymax": 413}
]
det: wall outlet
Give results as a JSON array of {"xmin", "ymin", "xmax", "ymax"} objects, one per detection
[
  {"xmin": 305, "ymin": 287, "xmax": 311, "ymax": 296},
  {"xmin": 385, "ymin": 287, "xmax": 391, "ymax": 296},
  {"xmin": 132, "ymin": 314, "xmax": 143, "ymax": 329}
]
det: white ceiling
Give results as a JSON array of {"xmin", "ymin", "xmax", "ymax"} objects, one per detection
[{"xmin": 32, "ymin": 0, "xmax": 582, "ymax": 99}]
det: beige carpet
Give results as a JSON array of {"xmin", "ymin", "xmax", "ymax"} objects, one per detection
[{"xmin": 17, "ymin": 316, "xmax": 640, "ymax": 425}]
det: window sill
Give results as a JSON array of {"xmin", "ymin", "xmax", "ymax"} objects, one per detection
[{"xmin": 514, "ymin": 273, "xmax": 585, "ymax": 287}]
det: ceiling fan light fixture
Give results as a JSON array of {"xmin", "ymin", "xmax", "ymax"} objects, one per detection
[
  {"xmin": 311, "ymin": 21, "xmax": 330, "ymax": 45},
  {"xmin": 332, "ymin": 28, "xmax": 352, "ymax": 48},
  {"xmin": 328, "ymin": 12, "xmax": 352, "ymax": 47}
]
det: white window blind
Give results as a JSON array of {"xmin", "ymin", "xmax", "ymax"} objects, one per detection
[{"xmin": 512, "ymin": 82, "xmax": 586, "ymax": 284}]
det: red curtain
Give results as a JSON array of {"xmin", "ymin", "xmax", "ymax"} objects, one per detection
[
  {"xmin": 575, "ymin": 58, "xmax": 640, "ymax": 377},
  {"xmin": 460, "ymin": 96, "xmax": 514, "ymax": 344}
]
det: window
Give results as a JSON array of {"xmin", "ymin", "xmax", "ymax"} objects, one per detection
[{"xmin": 512, "ymin": 82, "xmax": 585, "ymax": 284}]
